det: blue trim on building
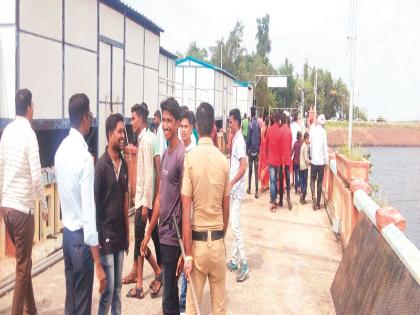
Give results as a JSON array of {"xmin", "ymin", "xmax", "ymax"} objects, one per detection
[
  {"xmin": 234, "ymin": 80, "xmax": 251, "ymax": 88},
  {"xmin": 176, "ymin": 56, "xmax": 238, "ymax": 81}
]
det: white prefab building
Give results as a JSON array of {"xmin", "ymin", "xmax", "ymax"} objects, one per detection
[
  {"xmin": 233, "ymin": 80, "xmax": 253, "ymax": 117},
  {"xmin": 158, "ymin": 47, "xmax": 177, "ymax": 106},
  {"xmin": 0, "ymin": 0, "xmax": 174, "ymax": 161},
  {"xmin": 175, "ymin": 56, "xmax": 236, "ymax": 126}
]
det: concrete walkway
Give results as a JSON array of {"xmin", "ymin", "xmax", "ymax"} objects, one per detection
[{"xmin": 0, "ymin": 189, "xmax": 342, "ymax": 314}]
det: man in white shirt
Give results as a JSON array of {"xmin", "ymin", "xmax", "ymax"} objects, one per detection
[
  {"xmin": 226, "ymin": 108, "xmax": 249, "ymax": 282},
  {"xmin": 178, "ymin": 109, "xmax": 196, "ymax": 313},
  {"xmin": 179, "ymin": 110, "xmax": 197, "ymax": 154},
  {"xmin": 126, "ymin": 103, "xmax": 162, "ymax": 299},
  {"xmin": 0, "ymin": 89, "xmax": 47, "ymax": 315},
  {"xmin": 55, "ymin": 93, "xmax": 106, "ymax": 315},
  {"xmin": 154, "ymin": 110, "xmax": 167, "ymax": 156},
  {"xmin": 309, "ymin": 114, "xmax": 329, "ymax": 211}
]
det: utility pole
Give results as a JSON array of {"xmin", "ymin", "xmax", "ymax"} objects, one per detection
[
  {"xmin": 220, "ymin": 39, "xmax": 223, "ymax": 69},
  {"xmin": 348, "ymin": 0, "xmax": 358, "ymax": 148},
  {"xmin": 314, "ymin": 70, "xmax": 318, "ymax": 112}
]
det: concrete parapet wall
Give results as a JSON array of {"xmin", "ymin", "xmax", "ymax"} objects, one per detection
[
  {"xmin": 328, "ymin": 162, "xmax": 420, "ymax": 313},
  {"xmin": 331, "ymin": 212, "xmax": 420, "ymax": 313}
]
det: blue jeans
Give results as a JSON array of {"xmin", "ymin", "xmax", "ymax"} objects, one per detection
[
  {"xmin": 300, "ymin": 169, "xmax": 308, "ymax": 195},
  {"xmin": 179, "ymin": 272, "xmax": 187, "ymax": 312},
  {"xmin": 269, "ymin": 165, "xmax": 279, "ymax": 203},
  {"xmin": 293, "ymin": 165, "xmax": 300, "ymax": 192},
  {"xmin": 63, "ymin": 228, "xmax": 94, "ymax": 315},
  {"xmin": 97, "ymin": 251, "xmax": 124, "ymax": 315}
]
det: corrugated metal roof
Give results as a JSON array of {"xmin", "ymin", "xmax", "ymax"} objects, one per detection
[
  {"xmin": 102, "ymin": 0, "xmax": 164, "ymax": 35},
  {"xmin": 159, "ymin": 47, "xmax": 178, "ymax": 60},
  {"xmin": 176, "ymin": 56, "xmax": 238, "ymax": 81}
]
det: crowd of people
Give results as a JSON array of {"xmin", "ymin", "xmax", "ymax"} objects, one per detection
[
  {"xmin": 0, "ymin": 88, "xmax": 329, "ymax": 315},
  {"xmin": 241, "ymin": 109, "xmax": 329, "ymax": 213}
]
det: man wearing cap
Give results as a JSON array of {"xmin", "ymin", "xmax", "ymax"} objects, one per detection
[
  {"xmin": 182, "ymin": 102, "xmax": 230, "ymax": 314},
  {"xmin": 309, "ymin": 114, "xmax": 329, "ymax": 210}
]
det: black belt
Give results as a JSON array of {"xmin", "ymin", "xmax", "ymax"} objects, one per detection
[{"xmin": 192, "ymin": 230, "xmax": 224, "ymax": 242}]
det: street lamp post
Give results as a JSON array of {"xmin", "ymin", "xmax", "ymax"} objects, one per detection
[
  {"xmin": 298, "ymin": 86, "xmax": 305, "ymax": 132},
  {"xmin": 305, "ymin": 65, "xmax": 318, "ymax": 112}
]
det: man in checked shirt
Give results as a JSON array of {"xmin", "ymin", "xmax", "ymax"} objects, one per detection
[{"xmin": 0, "ymin": 89, "xmax": 48, "ymax": 315}]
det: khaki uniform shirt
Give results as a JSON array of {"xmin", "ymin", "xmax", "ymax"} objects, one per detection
[{"xmin": 181, "ymin": 137, "xmax": 230, "ymax": 232}]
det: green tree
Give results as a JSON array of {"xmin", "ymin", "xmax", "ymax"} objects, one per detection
[
  {"xmin": 256, "ymin": 14, "xmax": 271, "ymax": 59},
  {"xmin": 274, "ymin": 58, "xmax": 297, "ymax": 108},
  {"xmin": 210, "ymin": 22, "xmax": 245, "ymax": 75},
  {"xmin": 185, "ymin": 41, "xmax": 208, "ymax": 61}
]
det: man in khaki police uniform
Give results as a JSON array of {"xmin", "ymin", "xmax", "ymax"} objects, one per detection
[{"xmin": 181, "ymin": 102, "xmax": 230, "ymax": 315}]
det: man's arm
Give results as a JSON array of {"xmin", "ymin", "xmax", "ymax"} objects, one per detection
[
  {"xmin": 141, "ymin": 140, "xmax": 154, "ymax": 220},
  {"xmin": 153, "ymin": 154, "xmax": 161, "ymax": 206},
  {"xmin": 323, "ymin": 131, "xmax": 329, "ymax": 166},
  {"xmin": 0, "ymin": 141, "xmax": 3, "ymax": 220},
  {"xmin": 231, "ymin": 157, "xmax": 246, "ymax": 187},
  {"xmin": 124, "ymin": 191, "xmax": 130, "ymax": 253},
  {"xmin": 28, "ymin": 131, "xmax": 48, "ymax": 218},
  {"xmin": 80, "ymin": 157, "xmax": 106, "ymax": 293},
  {"xmin": 140, "ymin": 190, "xmax": 160, "ymax": 255},
  {"xmin": 0, "ymin": 141, "xmax": 3, "ymax": 201}
]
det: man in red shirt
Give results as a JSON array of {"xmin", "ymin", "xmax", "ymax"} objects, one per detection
[
  {"xmin": 278, "ymin": 112, "xmax": 293, "ymax": 210},
  {"xmin": 265, "ymin": 112, "xmax": 282, "ymax": 212}
]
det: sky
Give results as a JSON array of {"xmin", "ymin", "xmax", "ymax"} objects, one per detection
[{"xmin": 125, "ymin": 0, "xmax": 420, "ymax": 121}]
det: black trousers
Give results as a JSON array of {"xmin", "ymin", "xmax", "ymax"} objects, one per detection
[
  {"xmin": 279, "ymin": 165, "xmax": 291, "ymax": 202},
  {"xmin": 133, "ymin": 208, "xmax": 161, "ymax": 265},
  {"xmin": 248, "ymin": 153, "xmax": 259, "ymax": 192},
  {"xmin": 63, "ymin": 228, "xmax": 94, "ymax": 315},
  {"xmin": 160, "ymin": 244, "xmax": 181, "ymax": 315},
  {"xmin": 310, "ymin": 164, "xmax": 325, "ymax": 206}
]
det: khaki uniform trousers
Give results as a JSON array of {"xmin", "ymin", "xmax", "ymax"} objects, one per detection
[{"xmin": 186, "ymin": 236, "xmax": 226, "ymax": 315}]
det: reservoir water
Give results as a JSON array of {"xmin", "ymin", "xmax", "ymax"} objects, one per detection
[{"xmin": 366, "ymin": 147, "xmax": 420, "ymax": 249}]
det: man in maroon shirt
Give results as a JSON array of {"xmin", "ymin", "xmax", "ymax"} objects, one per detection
[
  {"xmin": 278, "ymin": 112, "xmax": 293, "ymax": 210},
  {"xmin": 265, "ymin": 112, "xmax": 282, "ymax": 211}
]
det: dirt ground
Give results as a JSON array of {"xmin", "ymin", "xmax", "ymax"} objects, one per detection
[
  {"xmin": 327, "ymin": 126, "xmax": 420, "ymax": 147},
  {"xmin": 0, "ymin": 188, "xmax": 342, "ymax": 315}
]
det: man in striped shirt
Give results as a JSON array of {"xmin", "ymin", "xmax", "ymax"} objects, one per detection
[{"xmin": 0, "ymin": 89, "xmax": 47, "ymax": 315}]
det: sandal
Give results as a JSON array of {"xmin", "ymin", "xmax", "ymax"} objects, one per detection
[
  {"xmin": 150, "ymin": 274, "xmax": 162, "ymax": 298},
  {"xmin": 126, "ymin": 287, "xmax": 145, "ymax": 299},
  {"xmin": 122, "ymin": 271, "xmax": 137, "ymax": 285},
  {"xmin": 270, "ymin": 203, "xmax": 277, "ymax": 213}
]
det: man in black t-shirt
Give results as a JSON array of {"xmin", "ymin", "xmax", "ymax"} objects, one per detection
[{"xmin": 94, "ymin": 113, "xmax": 129, "ymax": 315}]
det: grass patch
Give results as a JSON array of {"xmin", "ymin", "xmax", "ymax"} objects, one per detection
[{"xmin": 337, "ymin": 145, "xmax": 368, "ymax": 161}]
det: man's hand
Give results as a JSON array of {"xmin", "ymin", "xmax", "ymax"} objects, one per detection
[
  {"xmin": 176, "ymin": 256, "xmax": 184, "ymax": 277},
  {"xmin": 126, "ymin": 233, "xmax": 130, "ymax": 255},
  {"xmin": 184, "ymin": 256, "xmax": 194, "ymax": 281},
  {"xmin": 95, "ymin": 262, "xmax": 107, "ymax": 294},
  {"xmin": 140, "ymin": 234, "xmax": 150, "ymax": 257},
  {"xmin": 141, "ymin": 206, "xmax": 148, "ymax": 224},
  {"xmin": 41, "ymin": 211, "xmax": 48, "ymax": 221}
]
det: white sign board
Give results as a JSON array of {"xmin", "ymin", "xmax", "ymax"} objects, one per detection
[{"xmin": 267, "ymin": 76, "xmax": 287, "ymax": 88}]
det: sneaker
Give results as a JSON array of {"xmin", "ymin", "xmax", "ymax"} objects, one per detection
[
  {"xmin": 226, "ymin": 260, "xmax": 239, "ymax": 272},
  {"xmin": 246, "ymin": 188, "xmax": 251, "ymax": 195},
  {"xmin": 236, "ymin": 263, "xmax": 249, "ymax": 282}
]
